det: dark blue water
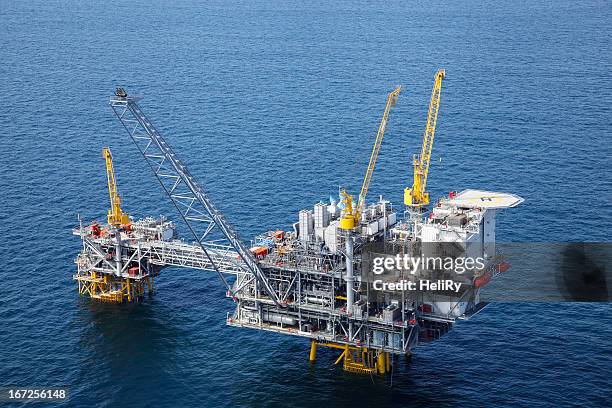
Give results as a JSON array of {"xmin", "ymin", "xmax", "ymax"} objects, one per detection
[{"xmin": 1, "ymin": 0, "xmax": 611, "ymax": 406}]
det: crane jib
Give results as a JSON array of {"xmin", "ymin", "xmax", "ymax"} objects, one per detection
[
  {"xmin": 356, "ymin": 85, "xmax": 401, "ymax": 219},
  {"xmin": 405, "ymin": 69, "xmax": 445, "ymax": 208}
]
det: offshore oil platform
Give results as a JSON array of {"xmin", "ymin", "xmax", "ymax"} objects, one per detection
[{"xmin": 73, "ymin": 70, "xmax": 523, "ymax": 375}]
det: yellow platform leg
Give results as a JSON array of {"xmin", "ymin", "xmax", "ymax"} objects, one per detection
[
  {"xmin": 309, "ymin": 341, "xmax": 317, "ymax": 362},
  {"xmin": 377, "ymin": 353, "xmax": 386, "ymax": 374},
  {"xmin": 385, "ymin": 352, "xmax": 391, "ymax": 372}
]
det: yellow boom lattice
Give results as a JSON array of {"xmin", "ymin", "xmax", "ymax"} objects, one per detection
[{"xmin": 404, "ymin": 69, "xmax": 445, "ymax": 208}]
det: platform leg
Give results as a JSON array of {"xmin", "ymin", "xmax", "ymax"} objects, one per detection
[
  {"xmin": 377, "ymin": 352, "xmax": 386, "ymax": 374},
  {"xmin": 309, "ymin": 341, "xmax": 317, "ymax": 362}
]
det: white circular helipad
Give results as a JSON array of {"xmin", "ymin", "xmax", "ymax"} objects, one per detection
[{"xmin": 447, "ymin": 189, "xmax": 524, "ymax": 209}]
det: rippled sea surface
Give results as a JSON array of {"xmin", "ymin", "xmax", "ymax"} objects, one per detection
[{"xmin": 1, "ymin": 0, "xmax": 611, "ymax": 406}]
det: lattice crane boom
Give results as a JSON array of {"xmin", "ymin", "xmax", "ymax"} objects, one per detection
[
  {"xmin": 340, "ymin": 86, "xmax": 400, "ymax": 230},
  {"xmin": 108, "ymin": 88, "xmax": 282, "ymax": 306},
  {"xmin": 356, "ymin": 85, "xmax": 401, "ymax": 219},
  {"xmin": 103, "ymin": 147, "xmax": 130, "ymax": 226},
  {"xmin": 404, "ymin": 69, "xmax": 445, "ymax": 208}
]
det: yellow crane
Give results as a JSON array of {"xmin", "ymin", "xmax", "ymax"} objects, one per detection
[
  {"xmin": 102, "ymin": 147, "xmax": 130, "ymax": 227},
  {"xmin": 404, "ymin": 69, "xmax": 445, "ymax": 208},
  {"xmin": 340, "ymin": 85, "xmax": 401, "ymax": 230}
]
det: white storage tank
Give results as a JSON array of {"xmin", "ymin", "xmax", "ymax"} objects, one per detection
[
  {"xmin": 299, "ymin": 210, "xmax": 314, "ymax": 242},
  {"xmin": 314, "ymin": 203, "xmax": 330, "ymax": 229}
]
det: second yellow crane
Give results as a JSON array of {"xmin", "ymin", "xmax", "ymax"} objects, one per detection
[{"xmin": 404, "ymin": 69, "xmax": 445, "ymax": 209}]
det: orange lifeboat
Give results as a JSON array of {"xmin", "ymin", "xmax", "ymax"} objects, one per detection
[{"xmin": 474, "ymin": 272, "xmax": 492, "ymax": 288}]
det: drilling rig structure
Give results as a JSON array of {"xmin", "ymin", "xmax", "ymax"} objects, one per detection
[{"xmin": 73, "ymin": 72, "xmax": 523, "ymax": 374}]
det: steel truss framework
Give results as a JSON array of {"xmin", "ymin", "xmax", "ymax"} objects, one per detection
[
  {"xmin": 75, "ymin": 232, "xmax": 245, "ymax": 275},
  {"xmin": 74, "ymin": 236, "xmax": 154, "ymax": 303},
  {"xmin": 109, "ymin": 94, "xmax": 280, "ymax": 305}
]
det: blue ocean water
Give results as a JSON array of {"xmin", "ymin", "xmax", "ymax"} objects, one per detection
[{"xmin": 1, "ymin": 0, "xmax": 611, "ymax": 406}]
